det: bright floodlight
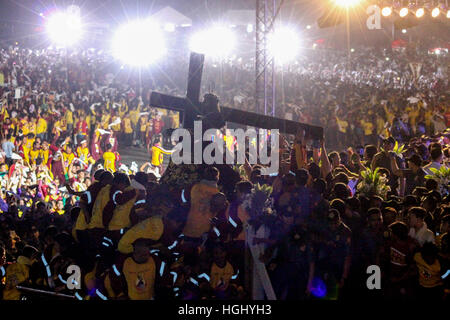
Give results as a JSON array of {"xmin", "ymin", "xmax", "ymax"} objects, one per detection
[
  {"xmin": 333, "ymin": 0, "xmax": 360, "ymax": 7},
  {"xmin": 447, "ymin": 10, "xmax": 450, "ymax": 18},
  {"xmin": 402, "ymin": 29, "xmax": 407, "ymax": 34},
  {"xmin": 46, "ymin": 11, "xmax": 83, "ymax": 46},
  {"xmin": 431, "ymin": 8, "xmax": 440, "ymax": 18},
  {"xmin": 415, "ymin": 8, "xmax": 425, "ymax": 18},
  {"xmin": 399, "ymin": 8, "xmax": 409, "ymax": 17},
  {"xmin": 268, "ymin": 27, "xmax": 300, "ymax": 64},
  {"xmin": 189, "ymin": 26, "xmax": 236, "ymax": 58},
  {"xmin": 112, "ymin": 19, "xmax": 166, "ymax": 66},
  {"xmin": 381, "ymin": 7, "xmax": 392, "ymax": 17}
]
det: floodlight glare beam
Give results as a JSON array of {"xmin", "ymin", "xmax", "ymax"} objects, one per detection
[
  {"xmin": 415, "ymin": 8, "xmax": 425, "ymax": 18},
  {"xmin": 381, "ymin": 7, "xmax": 392, "ymax": 17},
  {"xmin": 399, "ymin": 7, "xmax": 409, "ymax": 17},
  {"xmin": 431, "ymin": 8, "xmax": 440, "ymax": 18},
  {"xmin": 112, "ymin": 19, "xmax": 166, "ymax": 66}
]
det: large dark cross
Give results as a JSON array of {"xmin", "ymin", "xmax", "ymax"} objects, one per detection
[{"xmin": 150, "ymin": 52, "xmax": 323, "ymax": 140}]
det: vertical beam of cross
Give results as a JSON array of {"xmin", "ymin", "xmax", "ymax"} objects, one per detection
[{"xmin": 184, "ymin": 52, "xmax": 205, "ymax": 129}]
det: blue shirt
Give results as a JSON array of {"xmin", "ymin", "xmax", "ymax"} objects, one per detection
[{"xmin": 2, "ymin": 141, "xmax": 14, "ymax": 158}]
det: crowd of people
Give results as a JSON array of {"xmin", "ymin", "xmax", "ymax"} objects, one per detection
[{"xmin": 0, "ymin": 41, "xmax": 449, "ymax": 300}]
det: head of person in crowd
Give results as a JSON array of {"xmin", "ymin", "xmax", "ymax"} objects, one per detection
[
  {"xmin": 112, "ymin": 172, "xmax": 130, "ymax": 191},
  {"xmin": 132, "ymin": 238, "xmax": 152, "ymax": 264},
  {"xmin": 235, "ymin": 181, "xmax": 253, "ymax": 202},
  {"xmin": 408, "ymin": 206, "xmax": 427, "ymax": 230},
  {"xmin": 333, "ymin": 182, "xmax": 350, "ymax": 201},
  {"xmin": 295, "ymin": 169, "xmax": 310, "ymax": 188},
  {"xmin": 389, "ymin": 221, "xmax": 409, "ymax": 242},
  {"xmin": 382, "ymin": 137, "xmax": 395, "ymax": 152},
  {"xmin": 406, "ymin": 154, "xmax": 423, "ymax": 173},
  {"xmin": 202, "ymin": 166, "xmax": 219, "ymax": 184},
  {"xmin": 308, "ymin": 163, "xmax": 321, "ymax": 181},
  {"xmin": 327, "ymin": 209, "xmax": 342, "ymax": 232},
  {"xmin": 382, "ymin": 207, "xmax": 397, "ymax": 227},
  {"xmin": 99, "ymin": 170, "xmax": 113, "ymax": 186},
  {"xmin": 366, "ymin": 208, "xmax": 383, "ymax": 231},
  {"xmin": 210, "ymin": 192, "xmax": 229, "ymax": 217},
  {"xmin": 328, "ymin": 151, "xmax": 341, "ymax": 168},
  {"xmin": 429, "ymin": 147, "xmax": 443, "ymax": 164},
  {"xmin": 425, "ymin": 178, "xmax": 438, "ymax": 191},
  {"xmin": 312, "ymin": 178, "xmax": 327, "ymax": 196}
]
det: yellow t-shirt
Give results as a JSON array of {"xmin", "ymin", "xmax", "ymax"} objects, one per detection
[
  {"xmin": 336, "ymin": 117, "xmax": 348, "ymax": 133},
  {"xmin": 3, "ymin": 257, "xmax": 32, "ymax": 300},
  {"xmin": 36, "ymin": 118, "xmax": 47, "ymax": 135},
  {"xmin": 183, "ymin": 182, "xmax": 219, "ymax": 238},
  {"xmin": 89, "ymin": 185, "xmax": 112, "ymax": 229},
  {"xmin": 108, "ymin": 186, "xmax": 137, "ymax": 231},
  {"xmin": 361, "ymin": 120, "xmax": 374, "ymax": 136},
  {"xmin": 130, "ymin": 108, "xmax": 140, "ymax": 126},
  {"xmin": 210, "ymin": 262, "xmax": 234, "ymax": 289},
  {"xmin": 414, "ymin": 252, "xmax": 443, "ymax": 288},
  {"xmin": 66, "ymin": 110, "xmax": 73, "ymax": 125},
  {"xmin": 103, "ymin": 151, "xmax": 116, "ymax": 172},
  {"xmin": 139, "ymin": 117, "xmax": 148, "ymax": 132},
  {"xmin": 123, "ymin": 118, "xmax": 133, "ymax": 134},
  {"xmin": 20, "ymin": 119, "xmax": 29, "ymax": 135},
  {"xmin": 123, "ymin": 256, "xmax": 155, "ymax": 300},
  {"xmin": 150, "ymin": 146, "xmax": 171, "ymax": 167}
]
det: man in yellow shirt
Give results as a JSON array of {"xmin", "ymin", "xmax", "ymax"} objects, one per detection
[
  {"xmin": 182, "ymin": 167, "xmax": 220, "ymax": 250},
  {"xmin": 36, "ymin": 115, "xmax": 48, "ymax": 141},
  {"xmin": 123, "ymin": 114, "xmax": 133, "ymax": 146},
  {"xmin": 65, "ymin": 108, "xmax": 74, "ymax": 134},
  {"xmin": 103, "ymin": 143, "xmax": 118, "ymax": 172}
]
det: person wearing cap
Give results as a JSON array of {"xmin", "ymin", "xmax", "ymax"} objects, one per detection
[{"xmin": 389, "ymin": 152, "xmax": 427, "ymax": 196}]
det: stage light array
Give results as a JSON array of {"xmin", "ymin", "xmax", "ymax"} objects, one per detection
[
  {"xmin": 381, "ymin": 7, "xmax": 392, "ymax": 17},
  {"xmin": 399, "ymin": 7, "xmax": 409, "ymax": 17},
  {"xmin": 112, "ymin": 19, "xmax": 166, "ymax": 67},
  {"xmin": 46, "ymin": 11, "xmax": 83, "ymax": 46},
  {"xmin": 415, "ymin": 8, "xmax": 425, "ymax": 18},
  {"xmin": 268, "ymin": 27, "xmax": 301, "ymax": 64},
  {"xmin": 189, "ymin": 26, "xmax": 236, "ymax": 58}
]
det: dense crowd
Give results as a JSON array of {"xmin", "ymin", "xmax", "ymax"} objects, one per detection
[{"xmin": 0, "ymin": 43, "xmax": 449, "ymax": 301}]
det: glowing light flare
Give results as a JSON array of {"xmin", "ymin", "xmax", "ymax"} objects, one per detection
[
  {"xmin": 189, "ymin": 26, "xmax": 236, "ymax": 58},
  {"xmin": 268, "ymin": 27, "xmax": 301, "ymax": 64},
  {"xmin": 415, "ymin": 8, "xmax": 425, "ymax": 18},
  {"xmin": 381, "ymin": 7, "xmax": 392, "ymax": 17},
  {"xmin": 399, "ymin": 8, "xmax": 409, "ymax": 17},
  {"xmin": 112, "ymin": 20, "xmax": 166, "ymax": 67},
  {"xmin": 431, "ymin": 8, "xmax": 440, "ymax": 18},
  {"xmin": 46, "ymin": 11, "xmax": 83, "ymax": 46},
  {"xmin": 447, "ymin": 10, "xmax": 450, "ymax": 18},
  {"xmin": 333, "ymin": 0, "xmax": 361, "ymax": 8}
]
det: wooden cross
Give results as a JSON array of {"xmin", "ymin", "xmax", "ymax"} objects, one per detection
[{"xmin": 150, "ymin": 52, "xmax": 323, "ymax": 140}]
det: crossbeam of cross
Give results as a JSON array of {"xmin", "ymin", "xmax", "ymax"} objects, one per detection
[{"xmin": 150, "ymin": 52, "xmax": 323, "ymax": 140}]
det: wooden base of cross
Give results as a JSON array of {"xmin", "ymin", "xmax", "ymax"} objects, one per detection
[{"xmin": 150, "ymin": 52, "xmax": 324, "ymax": 140}]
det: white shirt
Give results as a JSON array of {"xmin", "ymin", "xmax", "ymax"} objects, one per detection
[
  {"xmin": 409, "ymin": 222, "xmax": 435, "ymax": 246},
  {"xmin": 423, "ymin": 161, "xmax": 443, "ymax": 175}
]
